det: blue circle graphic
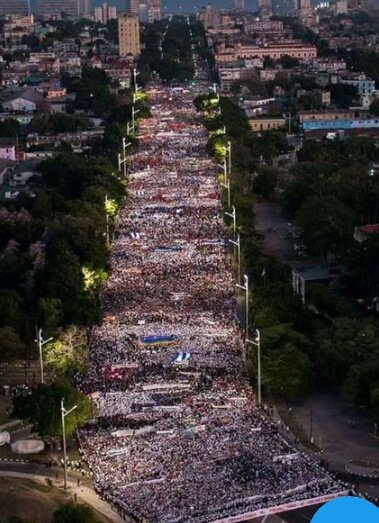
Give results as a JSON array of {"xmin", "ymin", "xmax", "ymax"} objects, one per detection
[{"xmin": 311, "ymin": 496, "xmax": 378, "ymax": 523}]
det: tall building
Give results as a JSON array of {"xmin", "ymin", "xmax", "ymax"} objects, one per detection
[
  {"xmin": 138, "ymin": 3, "xmax": 148, "ymax": 22},
  {"xmin": 94, "ymin": 2, "xmax": 117, "ymax": 23},
  {"xmin": 147, "ymin": 0, "xmax": 161, "ymax": 21},
  {"xmin": 127, "ymin": 0, "xmax": 161, "ymax": 21},
  {"xmin": 0, "ymin": 0, "xmax": 29, "ymax": 15},
  {"xmin": 198, "ymin": 4, "xmax": 220, "ymax": 30},
  {"xmin": 127, "ymin": 0, "xmax": 140, "ymax": 15},
  {"xmin": 234, "ymin": 0, "xmax": 245, "ymax": 9},
  {"xmin": 296, "ymin": 0, "xmax": 311, "ymax": 9},
  {"xmin": 259, "ymin": 0, "xmax": 272, "ymax": 8},
  {"xmin": 79, "ymin": 0, "xmax": 91, "ymax": 16},
  {"xmin": 36, "ymin": 0, "xmax": 79, "ymax": 18},
  {"xmin": 118, "ymin": 13, "xmax": 140, "ymax": 57}
]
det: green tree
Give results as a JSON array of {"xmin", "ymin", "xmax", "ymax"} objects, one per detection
[
  {"xmin": 12, "ymin": 380, "xmax": 95, "ymax": 438},
  {"xmin": 369, "ymin": 98, "xmax": 379, "ymax": 116},
  {"xmin": 330, "ymin": 84, "xmax": 358, "ymax": 108},
  {"xmin": 0, "ymin": 290, "xmax": 23, "ymax": 329},
  {"xmin": 263, "ymin": 345, "xmax": 313, "ymax": 398},
  {"xmin": 0, "ymin": 118, "xmax": 20, "ymax": 138},
  {"xmin": 53, "ymin": 503, "xmax": 100, "ymax": 523},
  {"xmin": 37, "ymin": 297, "xmax": 63, "ymax": 330},
  {"xmin": 280, "ymin": 55, "xmax": 300, "ymax": 69},
  {"xmin": 252, "ymin": 169, "xmax": 278, "ymax": 199},
  {"xmin": 0, "ymin": 327, "xmax": 26, "ymax": 361},
  {"xmin": 45, "ymin": 326, "xmax": 88, "ymax": 375}
]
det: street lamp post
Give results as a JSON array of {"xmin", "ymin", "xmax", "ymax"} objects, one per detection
[
  {"xmin": 132, "ymin": 106, "xmax": 140, "ymax": 132},
  {"xmin": 225, "ymin": 205, "xmax": 236, "ymax": 237},
  {"xmin": 227, "ymin": 140, "xmax": 232, "ymax": 176},
  {"xmin": 236, "ymin": 274, "xmax": 249, "ymax": 336},
  {"xmin": 133, "ymin": 68, "xmax": 140, "ymax": 94},
  {"xmin": 105, "ymin": 194, "xmax": 110, "ymax": 248},
  {"xmin": 121, "ymin": 138, "xmax": 132, "ymax": 178},
  {"xmin": 221, "ymin": 177, "xmax": 231, "ymax": 208},
  {"xmin": 35, "ymin": 328, "xmax": 53, "ymax": 384},
  {"xmin": 218, "ymin": 159, "xmax": 227, "ymax": 185},
  {"xmin": 229, "ymin": 233, "xmax": 241, "ymax": 285},
  {"xmin": 246, "ymin": 330, "xmax": 261, "ymax": 406},
  {"xmin": 61, "ymin": 398, "xmax": 77, "ymax": 491}
]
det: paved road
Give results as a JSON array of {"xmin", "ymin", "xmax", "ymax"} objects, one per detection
[
  {"xmin": 254, "ymin": 201, "xmax": 294, "ymax": 263},
  {"xmin": 0, "ymin": 461, "xmax": 125, "ymax": 523},
  {"xmin": 289, "ymin": 394, "xmax": 379, "ymax": 474}
]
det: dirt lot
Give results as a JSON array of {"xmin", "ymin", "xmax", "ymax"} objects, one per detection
[{"xmin": 0, "ymin": 477, "xmax": 110, "ymax": 523}]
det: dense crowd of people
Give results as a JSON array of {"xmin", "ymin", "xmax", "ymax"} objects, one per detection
[{"xmin": 78, "ymin": 82, "xmax": 345, "ymax": 522}]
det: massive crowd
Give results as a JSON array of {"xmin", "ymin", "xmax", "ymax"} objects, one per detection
[{"xmin": 79, "ymin": 82, "xmax": 346, "ymax": 522}]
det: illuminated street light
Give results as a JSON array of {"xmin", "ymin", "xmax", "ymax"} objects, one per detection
[
  {"xmin": 246, "ymin": 329, "xmax": 261, "ymax": 406},
  {"xmin": 61, "ymin": 399, "xmax": 77, "ymax": 491},
  {"xmin": 35, "ymin": 328, "xmax": 53, "ymax": 384},
  {"xmin": 236, "ymin": 274, "xmax": 249, "ymax": 337},
  {"xmin": 225, "ymin": 205, "xmax": 236, "ymax": 237},
  {"xmin": 133, "ymin": 68, "xmax": 140, "ymax": 94},
  {"xmin": 229, "ymin": 232, "xmax": 241, "ymax": 285}
]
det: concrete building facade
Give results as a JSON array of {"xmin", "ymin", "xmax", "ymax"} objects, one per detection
[{"xmin": 118, "ymin": 13, "xmax": 140, "ymax": 58}]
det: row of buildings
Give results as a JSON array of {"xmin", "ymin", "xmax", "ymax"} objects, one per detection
[
  {"xmin": 1, "ymin": 0, "xmax": 162, "ymax": 23},
  {"xmin": 0, "ymin": 0, "xmax": 91, "ymax": 18}
]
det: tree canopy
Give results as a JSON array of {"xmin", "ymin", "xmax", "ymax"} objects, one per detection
[{"xmin": 12, "ymin": 380, "xmax": 95, "ymax": 438}]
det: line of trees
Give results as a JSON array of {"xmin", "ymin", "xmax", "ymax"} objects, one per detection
[
  {"xmin": 195, "ymin": 92, "xmax": 379, "ymax": 419},
  {"xmin": 1, "ymin": 66, "xmax": 141, "ymax": 436}
]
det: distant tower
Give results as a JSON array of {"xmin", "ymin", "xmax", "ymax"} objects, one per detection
[
  {"xmin": 127, "ymin": 0, "xmax": 140, "ymax": 15},
  {"xmin": 297, "ymin": 0, "xmax": 311, "ymax": 9},
  {"xmin": 118, "ymin": 13, "xmax": 141, "ymax": 57},
  {"xmin": 259, "ymin": 0, "xmax": 272, "ymax": 8},
  {"xmin": 234, "ymin": 0, "xmax": 245, "ymax": 9}
]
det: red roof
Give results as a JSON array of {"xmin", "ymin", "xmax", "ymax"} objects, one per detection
[{"xmin": 359, "ymin": 224, "xmax": 379, "ymax": 234}]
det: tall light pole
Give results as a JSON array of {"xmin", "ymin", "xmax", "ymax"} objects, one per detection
[
  {"xmin": 218, "ymin": 159, "xmax": 227, "ymax": 184},
  {"xmin": 118, "ymin": 152, "xmax": 129, "ymax": 178},
  {"xmin": 35, "ymin": 328, "xmax": 53, "ymax": 384},
  {"xmin": 132, "ymin": 106, "xmax": 140, "ymax": 132},
  {"xmin": 105, "ymin": 194, "xmax": 110, "ymax": 248},
  {"xmin": 246, "ymin": 329, "xmax": 261, "ymax": 406},
  {"xmin": 133, "ymin": 68, "xmax": 140, "ymax": 94},
  {"xmin": 221, "ymin": 176, "xmax": 231, "ymax": 208},
  {"xmin": 61, "ymin": 398, "xmax": 77, "ymax": 491},
  {"xmin": 227, "ymin": 140, "xmax": 232, "ymax": 176},
  {"xmin": 122, "ymin": 137, "xmax": 131, "ymax": 158},
  {"xmin": 121, "ymin": 138, "xmax": 132, "ymax": 178},
  {"xmin": 229, "ymin": 232, "xmax": 241, "ymax": 285},
  {"xmin": 236, "ymin": 274, "xmax": 249, "ymax": 336},
  {"xmin": 225, "ymin": 205, "xmax": 236, "ymax": 237}
]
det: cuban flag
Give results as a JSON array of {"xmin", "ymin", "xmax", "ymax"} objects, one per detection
[{"xmin": 172, "ymin": 352, "xmax": 191, "ymax": 364}]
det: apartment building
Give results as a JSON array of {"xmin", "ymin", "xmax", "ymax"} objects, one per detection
[
  {"xmin": 118, "ymin": 13, "xmax": 140, "ymax": 58},
  {"xmin": 94, "ymin": 3, "xmax": 117, "ymax": 24}
]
